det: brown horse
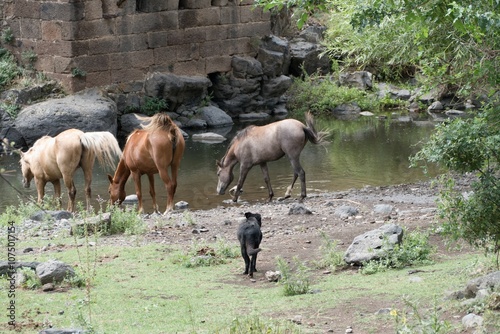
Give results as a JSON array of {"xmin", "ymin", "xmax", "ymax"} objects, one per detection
[
  {"xmin": 20, "ymin": 129, "xmax": 122, "ymax": 212},
  {"xmin": 108, "ymin": 113, "xmax": 185, "ymax": 214},
  {"xmin": 216, "ymin": 112, "xmax": 330, "ymax": 202}
]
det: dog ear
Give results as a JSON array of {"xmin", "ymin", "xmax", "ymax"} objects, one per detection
[{"xmin": 244, "ymin": 212, "xmax": 252, "ymax": 219}]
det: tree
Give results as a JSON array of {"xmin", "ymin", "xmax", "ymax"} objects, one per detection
[{"xmin": 411, "ymin": 104, "xmax": 500, "ymax": 266}]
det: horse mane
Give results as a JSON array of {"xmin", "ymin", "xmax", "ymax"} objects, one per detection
[
  {"xmin": 136, "ymin": 112, "xmax": 182, "ymax": 145},
  {"xmin": 220, "ymin": 125, "xmax": 255, "ymax": 165}
]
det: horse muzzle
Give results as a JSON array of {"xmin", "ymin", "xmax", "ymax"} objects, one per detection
[{"xmin": 216, "ymin": 182, "xmax": 226, "ymax": 195}]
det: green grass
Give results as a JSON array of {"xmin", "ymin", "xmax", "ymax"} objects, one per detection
[{"xmin": 0, "ymin": 232, "xmax": 496, "ymax": 334}]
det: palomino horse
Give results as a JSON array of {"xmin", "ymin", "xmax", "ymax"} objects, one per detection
[
  {"xmin": 216, "ymin": 112, "xmax": 330, "ymax": 202},
  {"xmin": 108, "ymin": 113, "xmax": 185, "ymax": 214},
  {"xmin": 20, "ymin": 129, "xmax": 122, "ymax": 212}
]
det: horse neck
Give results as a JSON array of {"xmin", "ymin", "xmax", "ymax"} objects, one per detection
[
  {"xmin": 113, "ymin": 159, "xmax": 131, "ymax": 189},
  {"xmin": 223, "ymin": 146, "xmax": 239, "ymax": 169}
]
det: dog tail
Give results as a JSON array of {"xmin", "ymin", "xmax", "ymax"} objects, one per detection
[{"xmin": 247, "ymin": 247, "xmax": 261, "ymax": 256}]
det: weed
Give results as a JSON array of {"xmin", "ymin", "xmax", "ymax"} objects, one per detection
[
  {"xmin": 1, "ymin": 27, "xmax": 14, "ymax": 44},
  {"xmin": 313, "ymin": 231, "xmax": 346, "ymax": 271},
  {"xmin": 0, "ymin": 52, "xmax": 21, "ymax": 89},
  {"xmin": 0, "ymin": 102, "xmax": 21, "ymax": 119},
  {"xmin": 18, "ymin": 268, "xmax": 41, "ymax": 290},
  {"xmin": 71, "ymin": 67, "xmax": 87, "ymax": 78},
  {"xmin": 21, "ymin": 50, "xmax": 37, "ymax": 69},
  {"xmin": 276, "ymin": 256, "xmax": 311, "ymax": 296},
  {"xmin": 361, "ymin": 229, "xmax": 436, "ymax": 275},
  {"xmin": 391, "ymin": 296, "xmax": 453, "ymax": 333},
  {"xmin": 223, "ymin": 315, "xmax": 301, "ymax": 333},
  {"xmin": 141, "ymin": 96, "xmax": 168, "ymax": 116},
  {"xmin": 106, "ymin": 205, "xmax": 145, "ymax": 235}
]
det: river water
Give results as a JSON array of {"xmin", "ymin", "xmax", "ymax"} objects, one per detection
[{"xmin": 0, "ymin": 115, "xmax": 440, "ymax": 213}]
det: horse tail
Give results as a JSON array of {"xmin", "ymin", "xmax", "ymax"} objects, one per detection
[
  {"xmin": 80, "ymin": 132, "xmax": 122, "ymax": 170},
  {"xmin": 303, "ymin": 111, "xmax": 331, "ymax": 145},
  {"xmin": 247, "ymin": 246, "xmax": 261, "ymax": 256}
]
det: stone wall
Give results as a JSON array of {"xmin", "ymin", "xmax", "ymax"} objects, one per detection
[{"xmin": 1, "ymin": 0, "xmax": 271, "ymax": 93}]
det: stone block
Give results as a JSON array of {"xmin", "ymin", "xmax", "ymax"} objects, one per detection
[
  {"xmin": 176, "ymin": 43, "xmax": 200, "ymax": 61},
  {"xmin": 159, "ymin": 11, "xmax": 179, "ymax": 30},
  {"xmin": 40, "ymin": 2, "xmax": 85, "ymax": 21},
  {"xmin": 200, "ymin": 41, "xmax": 223, "ymax": 57},
  {"xmin": 153, "ymin": 46, "xmax": 177, "ymax": 64},
  {"xmin": 111, "ymin": 68, "xmax": 146, "ymax": 84},
  {"xmin": 118, "ymin": 34, "xmax": 149, "ymax": 52},
  {"xmin": 148, "ymin": 31, "xmax": 169, "ymax": 48},
  {"xmin": 84, "ymin": 0, "xmax": 103, "ymax": 20},
  {"xmin": 205, "ymin": 55, "xmax": 232, "ymax": 73},
  {"xmin": 132, "ymin": 13, "xmax": 163, "ymax": 34},
  {"xmin": 53, "ymin": 56, "xmax": 74, "ymax": 73},
  {"xmin": 21, "ymin": 19, "xmax": 41, "ymax": 40},
  {"xmin": 138, "ymin": 0, "xmax": 178, "ymax": 12},
  {"xmin": 220, "ymin": 6, "xmax": 239, "ymax": 25},
  {"xmin": 42, "ymin": 21, "xmax": 62, "ymax": 41},
  {"xmin": 75, "ymin": 20, "xmax": 114, "ymax": 40},
  {"xmin": 74, "ymin": 54, "xmax": 110, "ymax": 72},
  {"xmin": 180, "ymin": 0, "xmax": 212, "ymax": 9},
  {"xmin": 205, "ymin": 26, "xmax": 229, "ymax": 41},
  {"xmin": 14, "ymin": 0, "xmax": 40, "ymax": 19},
  {"xmin": 88, "ymin": 36, "xmax": 121, "ymax": 56},
  {"xmin": 212, "ymin": 0, "xmax": 229, "ymax": 6},
  {"xmin": 173, "ymin": 59, "xmax": 206, "ymax": 76}
]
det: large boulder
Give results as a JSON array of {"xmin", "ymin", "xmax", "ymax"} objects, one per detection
[
  {"xmin": 195, "ymin": 106, "xmax": 234, "ymax": 127},
  {"xmin": 344, "ymin": 224, "xmax": 404, "ymax": 265},
  {"xmin": 14, "ymin": 89, "xmax": 118, "ymax": 146},
  {"xmin": 144, "ymin": 72, "xmax": 212, "ymax": 112},
  {"xmin": 36, "ymin": 260, "xmax": 75, "ymax": 284}
]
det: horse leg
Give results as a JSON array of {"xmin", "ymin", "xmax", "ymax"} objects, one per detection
[
  {"xmin": 81, "ymin": 155, "xmax": 95, "ymax": 212},
  {"xmin": 131, "ymin": 172, "xmax": 143, "ymax": 213},
  {"xmin": 259, "ymin": 163, "xmax": 274, "ymax": 202},
  {"xmin": 62, "ymin": 178, "xmax": 77, "ymax": 212},
  {"xmin": 158, "ymin": 169, "xmax": 175, "ymax": 214},
  {"xmin": 285, "ymin": 158, "xmax": 306, "ymax": 200},
  {"xmin": 233, "ymin": 165, "xmax": 251, "ymax": 202},
  {"xmin": 147, "ymin": 174, "xmax": 159, "ymax": 214},
  {"xmin": 35, "ymin": 180, "xmax": 47, "ymax": 206},
  {"xmin": 52, "ymin": 179, "xmax": 62, "ymax": 208}
]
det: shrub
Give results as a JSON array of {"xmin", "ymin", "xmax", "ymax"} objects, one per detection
[
  {"xmin": 276, "ymin": 256, "xmax": 311, "ymax": 296},
  {"xmin": 141, "ymin": 96, "xmax": 168, "ymax": 116},
  {"xmin": 0, "ymin": 52, "xmax": 20, "ymax": 89}
]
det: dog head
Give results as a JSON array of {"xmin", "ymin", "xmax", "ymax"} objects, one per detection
[{"xmin": 244, "ymin": 212, "xmax": 262, "ymax": 227}]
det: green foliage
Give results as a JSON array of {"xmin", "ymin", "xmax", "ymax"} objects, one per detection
[
  {"xmin": 286, "ymin": 74, "xmax": 379, "ymax": 116},
  {"xmin": 141, "ymin": 96, "xmax": 168, "ymax": 116},
  {"xmin": 21, "ymin": 50, "xmax": 37, "ymax": 69},
  {"xmin": 313, "ymin": 231, "xmax": 346, "ymax": 270},
  {"xmin": 171, "ymin": 239, "xmax": 239, "ymax": 268},
  {"xmin": 71, "ymin": 67, "xmax": 87, "ymax": 78},
  {"xmin": 0, "ymin": 102, "xmax": 21, "ymax": 119},
  {"xmin": 1, "ymin": 27, "xmax": 14, "ymax": 44},
  {"xmin": 18, "ymin": 268, "xmax": 41, "ymax": 290},
  {"xmin": 224, "ymin": 316, "xmax": 301, "ymax": 334},
  {"xmin": 361, "ymin": 229, "xmax": 436, "ymax": 275},
  {"xmin": 0, "ymin": 201, "xmax": 42, "ymax": 227},
  {"xmin": 107, "ymin": 206, "xmax": 145, "ymax": 235},
  {"xmin": 391, "ymin": 296, "xmax": 453, "ymax": 334},
  {"xmin": 0, "ymin": 52, "xmax": 20, "ymax": 89},
  {"xmin": 276, "ymin": 256, "xmax": 311, "ymax": 296},
  {"xmin": 254, "ymin": 0, "xmax": 331, "ymax": 29},
  {"xmin": 412, "ymin": 104, "xmax": 500, "ymax": 266}
]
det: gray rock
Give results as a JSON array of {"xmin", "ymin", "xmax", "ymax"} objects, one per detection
[
  {"xmin": 39, "ymin": 329, "xmax": 87, "ymax": 334},
  {"xmin": 196, "ymin": 106, "xmax": 233, "ymax": 127},
  {"xmin": 344, "ymin": 223, "xmax": 404, "ymax": 265},
  {"xmin": 36, "ymin": 260, "xmax": 76, "ymax": 284},
  {"xmin": 464, "ymin": 271, "xmax": 500, "ymax": 299},
  {"xmin": 175, "ymin": 201, "xmax": 189, "ymax": 210},
  {"xmin": 30, "ymin": 210, "xmax": 73, "ymax": 222},
  {"xmin": 288, "ymin": 203, "xmax": 312, "ymax": 215},
  {"xmin": 373, "ymin": 204, "xmax": 393, "ymax": 215},
  {"xmin": 335, "ymin": 205, "xmax": 359, "ymax": 219},
  {"xmin": 191, "ymin": 133, "xmax": 226, "ymax": 143},
  {"xmin": 0, "ymin": 261, "xmax": 40, "ymax": 276},
  {"xmin": 461, "ymin": 313, "xmax": 483, "ymax": 328},
  {"xmin": 15, "ymin": 88, "xmax": 118, "ymax": 146},
  {"xmin": 339, "ymin": 71, "xmax": 373, "ymax": 90}
]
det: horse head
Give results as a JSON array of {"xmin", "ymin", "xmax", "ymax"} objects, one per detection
[
  {"xmin": 19, "ymin": 151, "xmax": 33, "ymax": 188},
  {"xmin": 107, "ymin": 174, "xmax": 126, "ymax": 205},
  {"xmin": 216, "ymin": 159, "xmax": 234, "ymax": 195}
]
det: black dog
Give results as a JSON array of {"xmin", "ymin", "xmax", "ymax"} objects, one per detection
[{"xmin": 237, "ymin": 212, "xmax": 263, "ymax": 278}]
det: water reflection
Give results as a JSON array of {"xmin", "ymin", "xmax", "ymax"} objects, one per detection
[{"xmin": 0, "ymin": 116, "xmax": 440, "ymax": 212}]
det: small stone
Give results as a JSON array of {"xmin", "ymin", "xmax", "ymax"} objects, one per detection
[{"xmin": 42, "ymin": 283, "xmax": 55, "ymax": 292}]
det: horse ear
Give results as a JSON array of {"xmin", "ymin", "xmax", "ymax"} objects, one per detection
[
  {"xmin": 107, "ymin": 174, "xmax": 114, "ymax": 184},
  {"xmin": 216, "ymin": 160, "xmax": 221, "ymax": 167}
]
